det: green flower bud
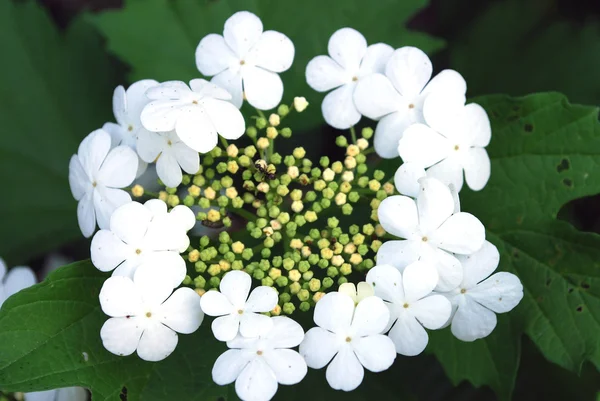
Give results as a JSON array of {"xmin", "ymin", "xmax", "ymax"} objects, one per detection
[
  {"xmin": 298, "ymin": 260, "xmax": 310, "ymax": 273},
  {"xmin": 318, "ymin": 258, "xmax": 329, "ymax": 269},
  {"xmin": 280, "ymin": 127, "xmax": 292, "ymax": 138},
  {"xmin": 338, "ymin": 277, "xmax": 348, "ymax": 285},
  {"xmin": 194, "ymin": 275, "xmax": 206, "ymax": 289},
  {"xmin": 218, "ymin": 244, "xmax": 229, "ymax": 255},
  {"xmin": 216, "ymin": 162, "xmax": 227, "ymax": 174},
  {"xmin": 357, "ymin": 176, "xmax": 369, "ymax": 188},
  {"xmin": 356, "ymin": 164, "xmax": 368, "ymax": 175},
  {"xmin": 327, "ymin": 266, "xmax": 339, "ymax": 277},
  {"xmin": 327, "ymin": 217, "xmax": 339, "ymax": 228},
  {"xmin": 284, "ymin": 155, "xmax": 296, "ymax": 167},
  {"xmin": 204, "ymin": 167, "xmax": 215, "ymax": 179},
  {"xmin": 348, "ymin": 191, "xmax": 360, "ymax": 203},
  {"xmin": 297, "ymin": 289, "xmax": 310, "ymax": 302},
  {"xmin": 361, "ymin": 127, "xmax": 374, "ymax": 139},
  {"xmin": 290, "ymin": 251, "xmax": 301, "ymax": 263},
  {"xmin": 299, "ymin": 301, "xmax": 310, "ymax": 312},
  {"xmin": 279, "ymin": 292, "xmax": 291, "ymax": 304},
  {"xmin": 342, "ymin": 204, "xmax": 353, "ymax": 215},
  {"xmin": 302, "ymin": 271, "xmax": 314, "ymax": 281},
  {"xmin": 308, "ymin": 254, "xmax": 320, "ymax": 265},
  {"xmin": 181, "ymin": 175, "xmax": 191, "ymax": 186},
  {"xmin": 283, "ymin": 302, "xmax": 295, "ymax": 315},
  {"xmin": 336, "ymin": 135, "xmax": 348, "ymax": 147},
  {"xmin": 311, "ymin": 203, "xmax": 322, "ymax": 213},
  {"xmin": 276, "ymin": 276, "xmax": 289, "ymax": 287},
  {"xmin": 232, "ymin": 260, "xmax": 244, "ymax": 270},
  {"xmin": 253, "ymin": 270, "xmax": 265, "ymax": 280},
  {"xmin": 195, "ymin": 261, "xmax": 207, "ymax": 273},
  {"xmin": 242, "ymin": 248, "xmax": 254, "ymax": 260},
  {"xmin": 209, "ymin": 276, "xmax": 221, "ymax": 288},
  {"xmin": 183, "ymin": 195, "xmax": 194, "ymax": 207},
  {"xmin": 207, "ymin": 263, "xmax": 221, "ymax": 276},
  {"xmin": 283, "ymin": 258, "xmax": 295, "ymax": 271}
]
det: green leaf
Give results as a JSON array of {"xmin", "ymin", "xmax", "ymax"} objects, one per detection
[
  {"xmin": 0, "ymin": 0, "xmax": 120, "ymax": 264},
  {"xmin": 0, "ymin": 261, "xmax": 228, "ymax": 401},
  {"xmin": 427, "ymin": 92, "xmax": 600, "ymax": 398},
  {"xmin": 91, "ymin": 0, "xmax": 444, "ymax": 129}
]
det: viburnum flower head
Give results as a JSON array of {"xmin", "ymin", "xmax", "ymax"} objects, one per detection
[
  {"xmin": 103, "ymin": 80, "xmax": 158, "ymax": 177},
  {"xmin": 137, "ymin": 130, "xmax": 200, "ymax": 187},
  {"xmin": 354, "ymin": 47, "xmax": 466, "ymax": 158},
  {"xmin": 398, "ymin": 94, "xmax": 491, "ymax": 191},
  {"xmin": 140, "ymin": 79, "xmax": 245, "ymax": 153},
  {"xmin": 366, "ymin": 263, "xmax": 451, "ymax": 356},
  {"xmin": 99, "ymin": 270, "xmax": 203, "ymax": 362},
  {"xmin": 300, "ymin": 292, "xmax": 396, "ymax": 391},
  {"xmin": 376, "ymin": 177, "xmax": 485, "ymax": 291},
  {"xmin": 305, "ymin": 27, "xmax": 392, "ymax": 129},
  {"xmin": 68, "ymin": 129, "xmax": 138, "ymax": 238},
  {"xmin": 0, "ymin": 258, "xmax": 36, "ymax": 309},
  {"xmin": 200, "ymin": 270, "xmax": 278, "ymax": 341},
  {"xmin": 91, "ymin": 200, "xmax": 195, "ymax": 288},
  {"xmin": 212, "ymin": 316, "xmax": 307, "ymax": 401},
  {"xmin": 195, "ymin": 11, "xmax": 295, "ymax": 110},
  {"xmin": 441, "ymin": 241, "xmax": 523, "ymax": 341}
]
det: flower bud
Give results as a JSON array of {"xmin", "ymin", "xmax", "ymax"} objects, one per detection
[
  {"xmin": 346, "ymin": 144, "xmax": 360, "ymax": 157},
  {"xmin": 269, "ymin": 113, "xmax": 281, "ymax": 127},
  {"xmin": 257, "ymin": 137, "xmax": 269, "ymax": 150},
  {"xmin": 294, "ymin": 96, "xmax": 309, "ymax": 112},
  {"xmin": 293, "ymin": 147, "xmax": 306, "ymax": 159},
  {"xmin": 287, "ymin": 166, "xmax": 299, "ymax": 179},
  {"xmin": 336, "ymin": 135, "xmax": 348, "ymax": 147},
  {"xmin": 256, "ymin": 117, "xmax": 267, "ymax": 129},
  {"xmin": 131, "ymin": 184, "xmax": 144, "ymax": 197},
  {"xmin": 280, "ymin": 127, "xmax": 292, "ymax": 138},
  {"xmin": 305, "ymin": 210, "xmax": 317, "ymax": 223}
]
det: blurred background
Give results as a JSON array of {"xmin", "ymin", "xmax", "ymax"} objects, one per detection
[{"xmin": 0, "ymin": 0, "xmax": 599, "ymax": 399}]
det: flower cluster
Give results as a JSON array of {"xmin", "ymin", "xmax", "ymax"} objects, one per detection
[{"xmin": 60, "ymin": 10, "xmax": 525, "ymax": 401}]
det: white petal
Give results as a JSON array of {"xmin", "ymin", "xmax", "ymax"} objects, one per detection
[
  {"xmin": 245, "ymin": 286, "xmax": 278, "ymax": 313},
  {"xmin": 156, "ymin": 153, "xmax": 183, "ymax": 187},
  {"xmin": 417, "ymin": 177, "xmax": 455, "ymax": 234},
  {"xmin": 402, "ymin": 261, "xmax": 439, "ymax": 303},
  {"xmin": 223, "ymin": 11, "xmax": 263, "ymax": 58},
  {"xmin": 338, "ymin": 282, "xmax": 357, "ymax": 301},
  {"xmin": 351, "ymin": 295, "xmax": 390, "ymax": 336},
  {"xmin": 169, "ymin": 204, "xmax": 196, "ymax": 231},
  {"xmin": 321, "ymin": 83, "xmax": 361, "ymax": 130},
  {"xmin": 353, "ymin": 73, "xmax": 402, "ymax": 120},
  {"xmin": 265, "ymin": 316, "xmax": 305, "ymax": 349},
  {"xmin": 430, "ymin": 212, "xmax": 485, "ymax": 254},
  {"xmin": 195, "ymin": 34, "xmax": 237, "ymax": 76},
  {"xmin": 325, "ymin": 346, "xmax": 364, "ymax": 391},
  {"xmin": 24, "ymin": 390, "xmax": 57, "ymax": 401},
  {"xmin": 202, "ymin": 98, "xmax": 245, "ymax": 140},
  {"xmin": 78, "ymin": 129, "xmax": 111, "ymax": 180},
  {"xmin": 175, "ymin": 108, "xmax": 218, "ymax": 153},
  {"xmin": 173, "ymin": 142, "xmax": 200, "ymax": 174},
  {"xmin": 243, "ymin": 66, "xmax": 283, "ymax": 110},
  {"xmin": 112, "ymin": 85, "xmax": 127, "ymax": 125},
  {"xmin": 110, "ymin": 201, "xmax": 152, "ymax": 245},
  {"xmin": 144, "ymin": 199, "xmax": 167, "ymax": 216},
  {"xmin": 137, "ymin": 321, "xmax": 178, "ymax": 362},
  {"xmin": 134, "ymin": 266, "xmax": 176, "ymax": 308},
  {"xmin": 365, "ymin": 264, "xmax": 405, "ymax": 304},
  {"xmin": 212, "ymin": 349, "xmax": 252, "ymax": 385},
  {"xmin": 248, "ymin": 31, "xmax": 294, "ymax": 73},
  {"xmin": 157, "ymin": 287, "xmax": 203, "ymax": 334},
  {"xmin": 240, "ymin": 312, "xmax": 273, "ymax": 338},
  {"xmin": 328, "ymin": 27, "xmax": 367, "ymax": 73},
  {"xmin": 469, "ymin": 272, "xmax": 523, "ymax": 313},
  {"xmin": 359, "ymin": 43, "xmax": 394, "ymax": 75},
  {"xmin": 458, "ymin": 240, "xmax": 500, "ymax": 289},
  {"xmin": 141, "ymin": 100, "xmax": 185, "ymax": 133},
  {"xmin": 102, "ymin": 122, "xmax": 129, "ymax": 149},
  {"xmin": 375, "ymin": 240, "xmax": 420, "ymax": 271},
  {"xmin": 200, "ymin": 289, "xmax": 234, "ymax": 316},
  {"xmin": 422, "ymin": 92, "xmax": 466, "ymax": 136},
  {"xmin": 421, "ymin": 69, "xmax": 467, "ymax": 100},
  {"xmin": 0, "ymin": 258, "xmax": 6, "ymax": 281},
  {"xmin": 451, "ymin": 296, "xmax": 497, "ymax": 341},
  {"xmin": 314, "ymin": 292, "xmax": 354, "ymax": 334},
  {"xmin": 125, "ymin": 80, "xmax": 159, "ymax": 124},
  {"xmin": 394, "ymin": 162, "xmax": 426, "ymax": 198},
  {"xmin": 220, "ymin": 270, "xmax": 252, "ymax": 307},
  {"xmin": 462, "ymin": 103, "xmax": 491, "ymax": 147},
  {"xmin": 97, "ymin": 145, "xmax": 138, "ymax": 188},
  {"xmin": 90, "ymin": 230, "xmax": 130, "ymax": 272},
  {"xmin": 212, "ymin": 314, "xmax": 241, "ymax": 342},
  {"xmin": 3, "ymin": 267, "xmax": 36, "ymax": 299},
  {"xmin": 305, "ymin": 55, "xmax": 346, "ymax": 92},
  {"xmin": 425, "ymin": 157, "xmax": 465, "ymax": 192},
  {"xmin": 398, "ymin": 124, "xmax": 451, "ymax": 168},
  {"xmin": 235, "ymin": 358, "xmax": 278, "ymax": 401},
  {"xmin": 68, "ymin": 155, "xmax": 89, "ymax": 201},
  {"xmin": 411, "ymin": 295, "xmax": 452, "ymax": 330},
  {"xmin": 388, "ymin": 314, "xmax": 428, "ymax": 356},
  {"xmin": 462, "ymin": 147, "xmax": 491, "ymax": 191},
  {"xmin": 356, "ymin": 282, "xmax": 375, "ymax": 301},
  {"xmin": 263, "ymin": 349, "xmax": 307, "ymax": 385},
  {"xmin": 136, "ymin": 130, "xmax": 164, "ymax": 163},
  {"xmin": 100, "ymin": 317, "xmax": 144, "ymax": 357},
  {"xmin": 421, "ymin": 246, "xmax": 464, "ymax": 292},
  {"xmin": 211, "ymin": 69, "xmax": 244, "ymax": 108},
  {"xmin": 352, "ymin": 335, "xmax": 396, "ymax": 372},
  {"xmin": 99, "ymin": 276, "xmax": 143, "ymax": 317},
  {"xmin": 56, "ymin": 387, "xmax": 88, "ymax": 401},
  {"xmin": 377, "ymin": 195, "xmax": 419, "ymax": 239},
  {"xmin": 375, "ymin": 112, "xmax": 421, "ymax": 159},
  {"xmin": 93, "ymin": 187, "xmax": 131, "ymax": 230},
  {"xmin": 385, "ymin": 47, "xmax": 432, "ymax": 99},
  {"xmin": 77, "ymin": 192, "xmax": 96, "ymax": 238},
  {"xmin": 190, "ymin": 78, "xmax": 233, "ymax": 100},
  {"xmin": 299, "ymin": 327, "xmax": 340, "ymax": 369}
]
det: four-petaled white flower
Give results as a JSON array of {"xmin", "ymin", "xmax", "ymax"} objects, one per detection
[
  {"xmin": 0, "ymin": 258, "xmax": 36, "ymax": 309},
  {"xmin": 91, "ymin": 200, "xmax": 195, "ymax": 288},
  {"xmin": 140, "ymin": 79, "xmax": 245, "ymax": 153},
  {"xmin": 300, "ymin": 292, "xmax": 396, "ymax": 391},
  {"xmin": 440, "ymin": 241, "xmax": 523, "ymax": 341},
  {"xmin": 212, "ymin": 316, "xmax": 307, "ymax": 401},
  {"xmin": 354, "ymin": 47, "xmax": 466, "ymax": 158},
  {"xmin": 394, "ymin": 162, "xmax": 427, "ymax": 198},
  {"xmin": 338, "ymin": 281, "xmax": 374, "ymax": 305},
  {"xmin": 68, "ymin": 129, "xmax": 138, "ymax": 238},
  {"xmin": 103, "ymin": 80, "xmax": 158, "ymax": 178},
  {"xmin": 399, "ymin": 94, "xmax": 491, "ymax": 191},
  {"xmin": 137, "ymin": 130, "xmax": 200, "ymax": 188},
  {"xmin": 196, "ymin": 11, "xmax": 295, "ymax": 110},
  {"xmin": 305, "ymin": 27, "xmax": 392, "ymax": 130},
  {"xmin": 366, "ymin": 263, "xmax": 451, "ymax": 356},
  {"xmin": 25, "ymin": 387, "xmax": 87, "ymax": 401},
  {"xmin": 201, "ymin": 270, "xmax": 278, "ymax": 341},
  {"xmin": 99, "ymin": 272, "xmax": 203, "ymax": 362},
  {"xmin": 376, "ymin": 177, "xmax": 485, "ymax": 291}
]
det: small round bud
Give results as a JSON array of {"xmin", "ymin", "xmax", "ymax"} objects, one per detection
[
  {"xmin": 266, "ymin": 127, "xmax": 278, "ymax": 140},
  {"xmin": 289, "ymin": 269, "xmax": 301, "ymax": 282},
  {"xmin": 188, "ymin": 249, "xmax": 200, "ymax": 263},
  {"xmin": 327, "ymin": 266, "xmax": 338, "ymax": 277},
  {"xmin": 371, "ymin": 240, "xmax": 382, "ymax": 252},
  {"xmin": 283, "ymin": 258, "xmax": 295, "ymax": 271},
  {"xmin": 368, "ymin": 179, "xmax": 381, "ymax": 192},
  {"xmin": 289, "ymin": 282, "xmax": 301, "ymax": 294},
  {"xmin": 322, "ymin": 168, "xmax": 335, "ymax": 182},
  {"xmin": 321, "ymin": 248, "xmax": 333, "ymax": 260},
  {"xmin": 294, "ymin": 96, "xmax": 309, "ymax": 112},
  {"xmin": 342, "ymin": 204, "xmax": 353, "ymax": 215},
  {"xmin": 297, "ymin": 289, "xmax": 310, "ymax": 302},
  {"xmin": 256, "ymin": 117, "xmax": 267, "ymax": 129},
  {"xmin": 292, "ymin": 147, "xmax": 306, "ymax": 159},
  {"xmin": 335, "ymin": 135, "xmax": 348, "ymax": 147},
  {"xmin": 131, "ymin": 184, "xmax": 144, "ymax": 197},
  {"xmin": 257, "ymin": 137, "xmax": 269, "ymax": 150},
  {"xmin": 290, "ymin": 239, "xmax": 303, "ymax": 249},
  {"xmin": 340, "ymin": 263, "xmax": 352, "ymax": 275},
  {"xmin": 244, "ymin": 146, "xmax": 257, "ymax": 158},
  {"xmin": 283, "ymin": 302, "xmax": 296, "ymax": 315},
  {"xmin": 291, "ymin": 200, "xmax": 304, "ymax": 213},
  {"xmin": 331, "ymin": 255, "xmax": 344, "ymax": 267},
  {"xmin": 226, "ymin": 144, "xmax": 239, "ymax": 158},
  {"xmin": 341, "ymin": 171, "xmax": 355, "ymax": 183},
  {"xmin": 362, "ymin": 127, "xmax": 374, "ymax": 139},
  {"xmin": 346, "ymin": 144, "xmax": 360, "ymax": 157},
  {"xmin": 356, "ymin": 138, "xmax": 369, "ymax": 150},
  {"xmin": 167, "ymin": 194, "xmax": 180, "ymax": 207},
  {"xmin": 383, "ymin": 182, "xmax": 395, "ymax": 195},
  {"xmin": 277, "ymin": 104, "xmax": 290, "ymax": 117},
  {"xmin": 280, "ymin": 127, "xmax": 292, "ymax": 138},
  {"xmin": 304, "ymin": 210, "xmax": 317, "ymax": 223},
  {"xmin": 344, "ymin": 156, "xmax": 357, "ymax": 170},
  {"xmin": 349, "ymin": 253, "xmax": 363, "ymax": 265},
  {"xmin": 335, "ymin": 192, "xmax": 347, "ymax": 206},
  {"xmin": 287, "ymin": 166, "xmax": 299, "ymax": 179},
  {"xmin": 225, "ymin": 187, "xmax": 238, "ymax": 199},
  {"xmin": 269, "ymin": 113, "xmax": 281, "ymax": 127}
]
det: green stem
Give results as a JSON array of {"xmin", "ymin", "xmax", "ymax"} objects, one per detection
[
  {"xmin": 220, "ymin": 137, "xmax": 229, "ymax": 149},
  {"xmin": 227, "ymin": 207, "xmax": 256, "ymax": 222},
  {"xmin": 350, "ymin": 126, "xmax": 357, "ymax": 144},
  {"xmin": 256, "ymin": 109, "xmax": 266, "ymax": 119}
]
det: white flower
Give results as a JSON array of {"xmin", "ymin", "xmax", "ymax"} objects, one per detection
[
  {"xmin": 367, "ymin": 263, "xmax": 451, "ymax": 356},
  {"xmin": 394, "ymin": 162, "xmax": 426, "ymax": 198},
  {"xmin": 103, "ymin": 80, "xmax": 158, "ymax": 178},
  {"xmin": 137, "ymin": 130, "xmax": 200, "ymax": 187},
  {"xmin": 305, "ymin": 27, "xmax": 392, "ymax": 129},
  {"xmin": 299, "ymin": 292, "xmax": 396, "ymax": 391},
  {"xmin": 140, "ymin": 79, "xmax": 245, "ymax": 153},
  {"xmin": 25, "ymin": 387, "xmax": 87, "ymax": 401},
  {"xmin": 0, "ymin": 258, "xmax": 36, "ymax": 309},
  {"xmin": 441, "ymin": 241, "xmax": 523, "ymax": 341},
  {"xmin": 398, "ymin": 94, "xmax": 491, "ymax": 191},
  {"xmin": 201, "ymin": 270, "xmax": 278, "ymax": 341},
  {"xmin": 91, "ymin": 200, "xmax": 195, "ymax": 288},
  {"xmin": 99, "ymin": 271, "xmax": 203, "ymax": 362},
  {"xmin": 68, "ymin": 129, "xmax": 138, "ymax": 237},
  {"xmin": 338, "ymin": 281, "xmax": 374, "ymax": 305},
  {"xmin": 376, "ymin": 177, "xmax": 485, "ymax": 291},
  {"xmin": 195, "ymin": 11, "xmax": 294, "ymax": 110},
  {"xmin": 212, "ymin": 316, "xmax": 307, "ymax": 401},
  {"xmin": 354, "ymin": 47, "xmax": 466, "ymax": 158}
]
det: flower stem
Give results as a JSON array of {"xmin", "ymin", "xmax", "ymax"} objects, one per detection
[
  {"xmin": 350, "ymin": 126, "xmax": 357, "ymax": 144},
  {"xmin": 220, "ymin": 137, "xmax": 229, "ymax": 149}
]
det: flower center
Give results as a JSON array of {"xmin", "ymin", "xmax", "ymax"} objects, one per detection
[
  {"xmin": 256, "ymin": 350, "xmax": 263, "ymax": 355},
  {"xmin": 167, "ymin": 140, "xmax": 172, "ymax": 146},
  {"xmin": 403, "ymin": 303, "xmax": 409, "ymax": 309},
  {"xmin": 145, "ymin": 312, "xmax": 152, "ymax": 318},
  {"xmin": 460, "ymin": 288, "xmax": 467, "ymax": 294},
  {"xmin": 237, "ymin": 309, "xmax": 244, "ymax": 315},
  {"xmin": 352, "ymin": 76, "xmax": 358, "ymax": 82},
  {"xmin": 408, "ymin": 103, "xmax": 415, "ymax": 109},
  {"xmin": 454, "ymin": 145, "xmax": 460, "ymax": 151},
  {"xmin": 135, "ymin": 249, "xmax": 142, "ymax": 255},
  {"xmin": 92, "ymin": 181, "xmax": 97, "ymax": 188},
  {"xmin": 345, "ymin": 336, "xmax": 352, "ymax": 342},
  {"xmin": 421, "ymin": 236, "xmax": 428, "ymax": 242},
  {"xmin": 128, "ymin": 125, "xmax": 133, "ymax": 132},
  {"xmin": 240, "ymin": 60, "xmax": 246, "ymax": 65},
  {"xmin": 192, "ymin": 100, "xmax": 198, "ymax": 104}
]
